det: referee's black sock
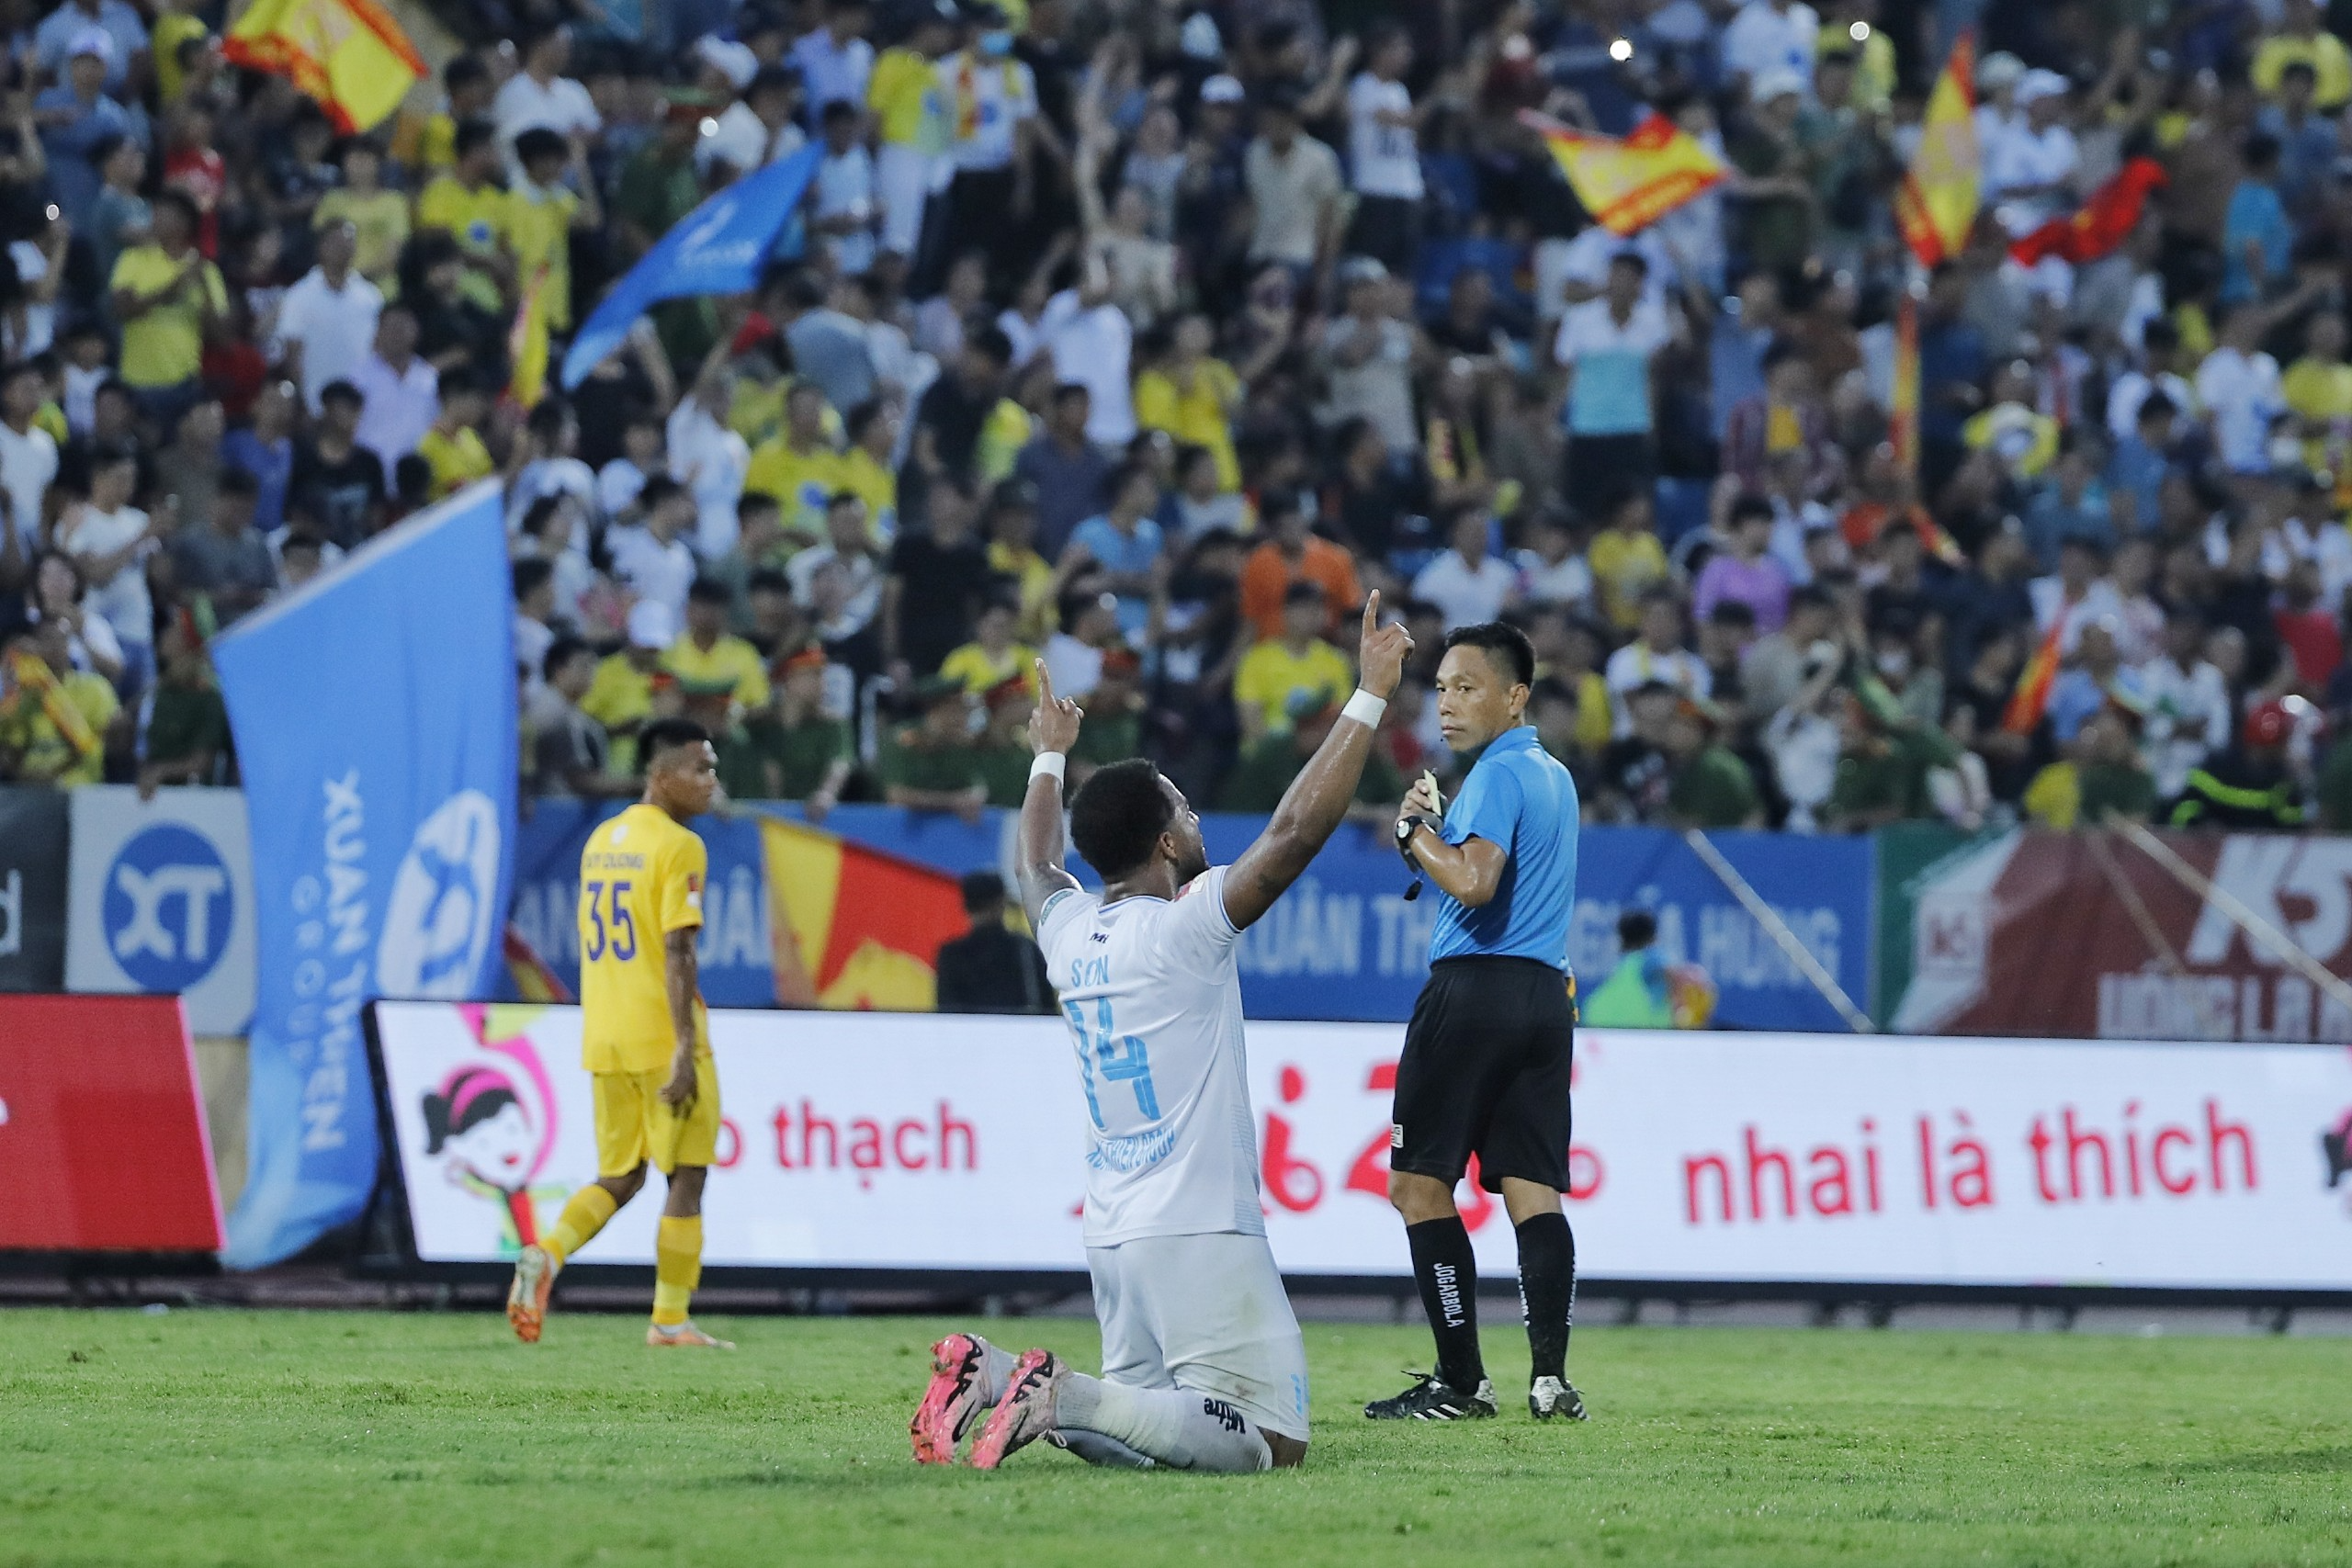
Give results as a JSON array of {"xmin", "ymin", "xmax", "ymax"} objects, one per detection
[
  {"xmin": 1515, "ymin": 1212, "xmax": 1576, "ymax": 1382},
  {"xmin": 1406, "ymin": 1216, "xmax": 1485, "ymax": 1391}
]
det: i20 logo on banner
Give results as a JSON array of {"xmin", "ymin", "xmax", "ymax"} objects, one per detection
[{"xmin": 66, "ymin": 787, "xmax": 256, "ymax": 1035}]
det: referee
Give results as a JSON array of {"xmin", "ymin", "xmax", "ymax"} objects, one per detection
[{"xmin": 1368, "ymin": 622, "xmax": 1586, "ymax": 1424}]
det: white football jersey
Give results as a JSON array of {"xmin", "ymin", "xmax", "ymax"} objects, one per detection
[{"xmin": 1038, "ymin": 866, "xmax": 1262, "ymax": 1247}]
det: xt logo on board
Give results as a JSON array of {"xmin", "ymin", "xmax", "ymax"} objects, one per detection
[{"xmin": 103, "ymin": 824, "xmax": 233, "ymax": 991}]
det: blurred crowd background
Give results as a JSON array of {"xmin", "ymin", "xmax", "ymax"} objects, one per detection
[{"xmin": 6, "ymin": 0, "xmax": 2352, "ymax": 839}]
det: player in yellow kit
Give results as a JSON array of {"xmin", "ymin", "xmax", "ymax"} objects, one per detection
[{"xmin": 507, "ymin": 718, "xmax": 734, "ymax": 1348}]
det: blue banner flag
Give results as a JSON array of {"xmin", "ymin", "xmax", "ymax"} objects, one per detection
[
  {"xmin": 212, "ymin": 482, "xmax": 517, "ymax": 1267},
  {"xmin": 560, "ymin": 144, "xmax": 823, "ymax": 389}
]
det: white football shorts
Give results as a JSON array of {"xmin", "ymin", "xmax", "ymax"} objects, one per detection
[{"xmin": 1086, "ymin": 1230, "xmax": 1311, "ymax": 1442}]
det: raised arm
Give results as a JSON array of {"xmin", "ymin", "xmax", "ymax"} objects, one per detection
[
  {"xmin": 1016, "ymin": 660, "xmax": 1084, "ymax": 924},
  {"xmin": 1222, "ymin": 592, "xmax": 1412, "ymax": 929}
]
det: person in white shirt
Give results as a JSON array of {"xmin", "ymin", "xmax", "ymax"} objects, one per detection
[
  {"xmin": 791, "ymin": 0, "xmax": 876, "ymax": 128},
  {"xmin": 347, "ymin": 304, "xmax": 438, "ymax": 473},
  {"xmin": 276, "ymin": 221, "xmax": 383, "ymax": 415},
  {"xmin": 785, "ymin": 491, "xmax": 885, "ymax": 632},
  {"xmin": 942, "ymin": 14, "xmax": 1041, "ymax": 280},
  {"xmin": 56, "ymin": 446, "xmax": 158, "ymax": 695},
  {"xmin": 1555, "ymin": 253, "xmax": 1676, "ymax": 492},
  {"xmin": 1721, "ymin": 0, "xmax": 1820, "ymax": 94},
  {"xmin": 1345, "ymin": 27, "xmax": 1426, "ymax": 273},
  {"xmin": 702, "ymin": 63, "xmax": 808, "ymax": 178},
  {"xmin": 813, "ymin": 100, "xmax": 880, "ymax": 276},
  {"xmin": 1511, "ymin": 509, "xmax": 1594, "ymax": 610},
  {"xmin": 605, "ymin": 475, "xmax": 700, "ymax": 624},
  {"xmin": 2105, "ymin": 319, "xmax": 2197, "ymax": 442},
  {"xmin": 492, "ymin": 26, "xmax": 600, "ymax": 178},
  {"xmin": 1413, "ymin": 505, "xmax": 1515, "ymax": 629},
  {"xmin": 2196, "ymin": 306, "xmax": 2287, "ymax": 473},
  {"xmin": 2028, "ymin": 536, "xmax": 2126, "ymax": 656},
  {"xmin": 666, "ymin": 369, "xmax": 752, "ymax": 559},
  {"xmin": 2137, "ymin": 608, "xmax": 2233, "ymax": 799},
  {"xmin": 1983, "ymin": 71, "xmax": 2078, "ymax": 234},
  {"xmin": 1042, "ymin": 259, "xmax": 1136, "ymax": 446},
  {"xmin": 914, "ymin": 598, "xmax": 1412, "ymax": 1473},
  {"xmin": 0, "ymin": 361, "xmax": 59, "ymax": 562},
  {"xmin": 1603, "ymin": 591, "xmax": 1712, "ymax": 733}
]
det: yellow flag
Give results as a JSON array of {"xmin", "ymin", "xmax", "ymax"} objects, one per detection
[
  {"xmin": 1894, "ymin": 34, "xmax": 1981, "ymax": 267},
  {"xmin": 508, "ymin": 266, "xmax": 552, "ymax": 411},
  {"xmin": 1522, "ymin": 109, "xmax": 1726, "ymax": 236},
  {"xmin": 224, "ymin": 0, "xmax": 424, "ymax": 134}
]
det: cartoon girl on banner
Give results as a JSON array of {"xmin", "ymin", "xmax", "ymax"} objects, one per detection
[{"xmin": 419, "ymin": 1005, "xmax": 565, "ymax": 1256}]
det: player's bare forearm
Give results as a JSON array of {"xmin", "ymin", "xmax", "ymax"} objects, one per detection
[
  {"xmin": 1018, "ymin": 658, "xmax": 1083, "ymax": 923},
  {"xmin": 661, "ymin": 928, "xmax": 699, "ymax": 1105},
  {"xmin": 1405, "ymin": 829, "xmax": 1507, "ymax": 907},
  {"xmin": 1225, "ymin": 593, "xmax": 1411, "ymax": 929}
]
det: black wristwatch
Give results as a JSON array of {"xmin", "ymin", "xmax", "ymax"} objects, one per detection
[{"xmin": 1395, "ymin": 813, "xmax": 1437, "ymax": 854}]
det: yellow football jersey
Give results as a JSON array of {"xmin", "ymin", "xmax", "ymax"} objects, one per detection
[{"xmin": 578, "ymin": 804, "xmax": 709, "ymax": 1074}]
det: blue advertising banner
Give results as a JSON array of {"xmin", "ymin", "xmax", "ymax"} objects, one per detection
[
  {"xmin": 560, "ymin": 144, "xmax": 821, "ymax": 389},
  {"xmin": 212, "ymin": 482, "xmax": 517, "ymax": 1267},
  {"xmin": 509, "ymin": 805, "xmax": 1870, "ymax": 1032}
]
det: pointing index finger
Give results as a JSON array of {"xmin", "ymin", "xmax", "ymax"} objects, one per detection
[
  {"xmin": 1035, "ymin": 658, "xmax": 1054, "ymax": 705},
  {"xmin": 1363, "ymin": 589, "xmax": 1381, "ymax": 643}
]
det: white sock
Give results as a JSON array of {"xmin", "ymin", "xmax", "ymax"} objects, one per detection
[
  {"xmin": 1054, "ymin": 1372, "xmax": 1273, "ymax": 1472},
  {"xmin": 974, "ymin": 1337, "xmax": 1020, "ymax": 1405}
]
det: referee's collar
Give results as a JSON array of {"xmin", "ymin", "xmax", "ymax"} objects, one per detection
[{"xmin": 1466, "ymin": 723, "xmax": 1539, "ymax": 763}]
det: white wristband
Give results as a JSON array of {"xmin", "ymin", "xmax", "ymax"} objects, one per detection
[
  {"xmin": 1340, "ymin": 688, "xmax": 1386, "ymax": 728},
  {"xmin": 1029, "ymin": 751, "xmax": 1069, "ymax": 784}
]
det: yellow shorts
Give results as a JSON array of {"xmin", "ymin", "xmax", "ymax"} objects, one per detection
[{"xmin": 591, "ymin": 1050, "xmax": 721, "ymax": 1178}]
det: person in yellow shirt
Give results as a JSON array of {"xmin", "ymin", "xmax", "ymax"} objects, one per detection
[
  {"xmin": 938, "ymin": 595, "xmax": 1039, "ymax": 695},
  {"xmin": 585, "ymin": 603, "xmax": 676, "ymax": 773},
  {"xmin": 393, "ymin": 55, "xmax": 494, "ymax": 173},
  {"xmin": 2285, "ymin": 310, "xmax": 2352, "ymax": 474},
  {"xmin": 108, "ymin": 190, "xmax": 224, "ymax": 419},
  {"xmin": 316, "ymin": 141, "xmax": 411, "ymax": 294},
  {"xmin": 1587, "ymin": 489, "xmax": 1670, "ymax": 631},
  {"xmin": 664, "ymin": 580, "xmax": 772, "ymax": 712},
  {"xmin": 870, "ymin": 3, "xmax": 956, "ymax": 261},
  {"xmin": 507, "ymin": 128, "xmax": 604, "ymax": 333},
  {"xmin": 1133, "ymin": 313, "xmax": 1242, "ymax": 491},
  {"xmin": 984, "ymin": 479, "xmax": 1057, "ymax": 643},
  {"xmin": 507, "ymin": 717, "xmax": 734, "ymax": 1350},
  {"xmin": 839, "ymin": 399, "xmax": 900, "ymax": 537},
  {"xmin": 415, "ymin": 119, "xmax": 513, "ymax": 314},
  {"xmin": 2255, "ymin": 0, "xmax": 2352, "ymax": 110},
  {"xmin": 150, "ymin": 0, "xmax": 209, "ymax": 105},
  {"xmin": 0, "ymin": 620, "xmax": 119, "ymax": 785},
  {"xmin": 1232, "ymin": 581, "xmax": 1356, "ymax": 739},
  {"xmin": 744, "ymin": 382, "xmax": 845, "ymax": 542},
  {"xmin": 416, "ymin": 373, "xmax": 494, "ymax": 498}
]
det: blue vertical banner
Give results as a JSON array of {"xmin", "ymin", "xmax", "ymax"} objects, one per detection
[{"xmin": 212, "ymin": 481, "xmax": 516, "ymax": 1267}]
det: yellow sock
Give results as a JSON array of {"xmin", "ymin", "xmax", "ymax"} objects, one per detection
[
  {"xmin": 543, "ymin": 1184, "xmax": 617, "ymax": 1268},
  {"xmin": 651, "ymin": 1214, "xmax": 702, "ymax": 1327}
]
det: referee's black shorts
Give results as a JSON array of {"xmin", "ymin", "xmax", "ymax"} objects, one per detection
[{"xmin": 1390, "ymin": 956, "xmax": 1574, "ymax": 1195}]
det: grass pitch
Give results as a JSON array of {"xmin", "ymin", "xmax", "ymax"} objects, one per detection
[{"xmin": 3, "ymin": 1307, "xmax": 2346, "ymax": 1567}]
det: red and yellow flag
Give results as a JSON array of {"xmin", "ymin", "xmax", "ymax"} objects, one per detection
[
  {"xmin": 2002, "ymin": 614, "xmax": 2066, "ymax": 735},
  {"xmin": 503, "ymin": 926, "xmax": 573, "ymax": 1004},
  {"xmin": 223, "ymin": 0, "xmax": 424, "ymax": 134},
  {"xmin": 1894, "ymin": 35, "xmax": 1980, "ymax": 267},
  {"xmin": 1521, "ymin": 109, "xmax": 1726, "ymax": 236},
  {"xmin": 760, "ymin": 818, "xmax": 970, "ymax": 1010},
  {"xmin": 2008, "ymin": 156, "xmax": 2166, "ymax": 268}
]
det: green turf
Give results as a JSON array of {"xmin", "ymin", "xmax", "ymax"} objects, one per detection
[{"xmin": 2, "ymin": 1307, "xmax": 2346, "ymax": 1567}]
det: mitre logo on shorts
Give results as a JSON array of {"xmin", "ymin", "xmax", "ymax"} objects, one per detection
[
  {"xmin": 102, "ymin": 823, "xmax": 233, "ymax": 992},
  {"xmin": 376, "ymin": 792, "xmax": 502, "ymax": 999}
]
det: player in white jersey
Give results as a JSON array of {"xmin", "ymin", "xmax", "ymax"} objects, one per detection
[{"xmin": 908, "ymin": 594, "xmax": 1412, "ymax": 1472}]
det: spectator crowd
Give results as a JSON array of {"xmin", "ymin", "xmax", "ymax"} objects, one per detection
[{"xmin": 11, "ymin": 0, "xmax": 2352, "ymax": 837}]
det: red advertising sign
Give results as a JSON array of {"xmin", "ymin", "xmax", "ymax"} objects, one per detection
[
  {"xmin": 0, "ymin": 995, "xmax": 224, "ymax": 1251},
  {"xmin": 1892, "ymin": 830, "xmax": 2352, "ymax": 1042}
]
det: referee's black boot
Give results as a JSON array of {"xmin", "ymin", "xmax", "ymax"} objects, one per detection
[
  {"xmin": 1363, "ymin": 1372, "xmax": 1498, "ymax": 1421},
  {"xmin": 1528, "ymin": 1375, "xmax": 1589, "ymax": 1422}
]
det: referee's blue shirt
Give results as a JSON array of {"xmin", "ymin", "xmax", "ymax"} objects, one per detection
[{"xmin": 1429, "ymin": 724, "xmax": 1580, "ymax": 969}]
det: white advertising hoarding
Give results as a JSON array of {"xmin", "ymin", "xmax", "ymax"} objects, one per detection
[
  {"xmin": 370, "ymin": 1002, "xmax": 2352, "ymax": 1292},
  {"xmin": 67, "ymin": 786, "xmax": 255, "ymax": 1035}
]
